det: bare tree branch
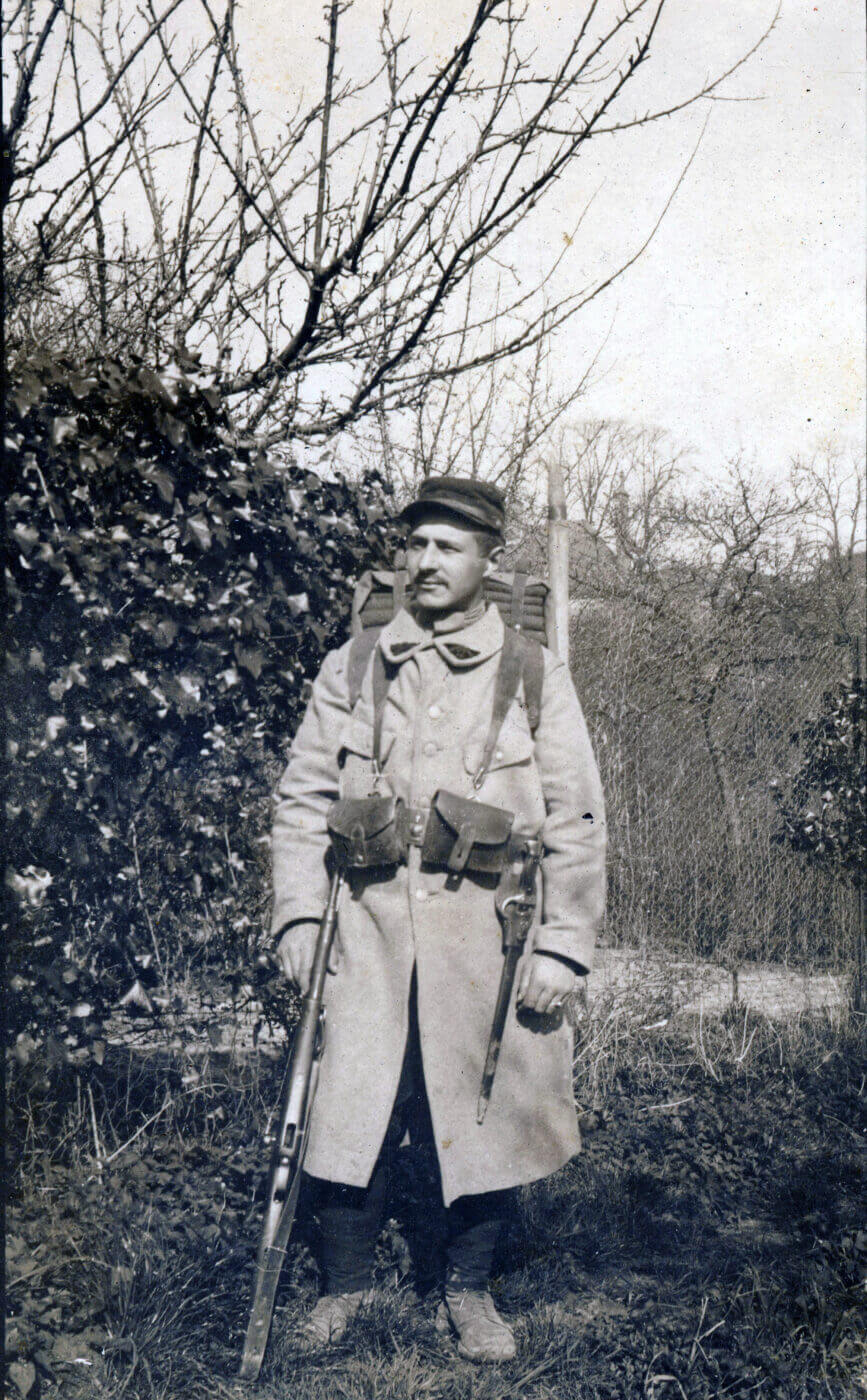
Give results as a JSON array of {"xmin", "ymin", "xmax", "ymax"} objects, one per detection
[{"xmin": 5, "ymin": 0, "xmax": 773, "ymax": 451}]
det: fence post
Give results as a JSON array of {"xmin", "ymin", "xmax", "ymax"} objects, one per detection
[
  {"xmin": 851, "ymin": 635, "xmax": 865, "ymax": 1013},
  {"xmin": 546, "ymin": 461, "xmax": 570, "ymax": 668}
]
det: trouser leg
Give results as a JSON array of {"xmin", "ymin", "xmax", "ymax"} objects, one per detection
[
  {"xmin": 315, "ymin": 1158, "xmax": 390, "ymax": 1294},
  {"xmin": 445, "ymin": 1188, "xmax": 513, "ymax": 1291},
  {"xmin": 314, "ymin": 1182, "xmax": 512, "ymax": 1296},
  {"xmin": 439, "ymin": 1190, "xmax": 518, "ymax": 1363}
]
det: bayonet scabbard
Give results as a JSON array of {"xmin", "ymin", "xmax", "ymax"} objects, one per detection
[
  {"xmin": 476, "ymin": 839, "xmax": 541, "ymax": 1124},
  {"xmin": 476, "ymin": 944, "xmax": 523, "ymax": 1122}
]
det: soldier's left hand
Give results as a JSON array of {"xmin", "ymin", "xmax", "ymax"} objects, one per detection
[{"xmin": 517, "ymin": 952, "xmax": 576, "ymax": 1015}]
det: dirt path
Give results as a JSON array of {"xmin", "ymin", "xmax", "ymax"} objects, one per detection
[
  {"xmin": 591, "ymin": 947, "xmax": 848, "ymax": 1018},
  {"xmin": 106, "ymin": 948, "xmax": 850, "ymax": 1056}
]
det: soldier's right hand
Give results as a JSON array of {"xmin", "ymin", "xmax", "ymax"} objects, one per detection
[{"xmin": 275, "ymin": 919, "xmax": 342, "ymax": 994}]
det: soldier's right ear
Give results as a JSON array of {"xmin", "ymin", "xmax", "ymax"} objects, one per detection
[{"xmin": 482, "ymin": 538, "xmax": 504, "ymax": 576}]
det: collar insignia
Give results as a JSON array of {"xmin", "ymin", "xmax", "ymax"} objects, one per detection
[{"xmin": 443, "ymin": 643, "xmax": 479, "ymax": 660}]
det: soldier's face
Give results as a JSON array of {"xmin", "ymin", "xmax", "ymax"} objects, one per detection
[{"xmin": 405, "ymin": 517, "xmax": 500, "ymax": 614}]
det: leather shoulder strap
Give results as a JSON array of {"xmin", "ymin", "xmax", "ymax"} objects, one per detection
[
  {"xmin": 520, "ymin": 633, "xmax": 544, "ymax": 736},
  {"xmin": 474, "ymin": 627, "xmax": 544, "ymax": 789},
  {"xmin": 392, "ymin": 567, "xmax": 407, "ymax": 611},
  {"xmin": 371, "ymin": 644, "xmax": 392, "ymax": 771},
  {"xmin": 347, "ymin": 627, "xmax": 381, "ymax": 711},
  {"xmin": 510, "ymin": 570, "xmax": 528, "ymax": 631},
  {"xmin": 347, "ymin": 628, "xmax": 393, "ymax": 772}
]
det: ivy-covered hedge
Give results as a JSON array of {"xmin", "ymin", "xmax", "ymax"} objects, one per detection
[
  {"xmin": 5, "ymin": 354, "xmax": 397, "ymax": 1061},
  {"xmin": 771, "ymin": 676, "xmax": 866, "ymax": 882}
]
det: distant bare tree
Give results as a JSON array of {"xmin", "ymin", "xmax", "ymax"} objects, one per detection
[
  {"xmin": 573, "ymin": 456, "xmax": 806, "ymax": 852},
  {"xmin": 564, "ymin": 420, "xmax": 688, "ymax": 549},
  {"xmin": 3, "ymin": 0, "xmax": 773, "ymax": 444},
  {"xmin": 791, "ymin": 442, "xmax": 866, "ymax": 638},
  {"xmin": 502, "ymin": 419, "xmax": 689, "ymax": 572},
  {"xmin": 351, "ymin": 318, "xmax": 593, "ymax": 512}
]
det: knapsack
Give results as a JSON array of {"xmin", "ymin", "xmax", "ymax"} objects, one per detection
[{"xmin": 351, "ymin": 565, "xmax": 549, "ymax": 646}]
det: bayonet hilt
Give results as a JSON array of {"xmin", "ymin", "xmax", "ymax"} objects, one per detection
[{"xmin": 478, "ymin": 837, "xmax": 542, "ymax": 1123}]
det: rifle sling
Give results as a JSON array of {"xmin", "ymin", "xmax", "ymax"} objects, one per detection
[
  {"xmin": 510, "ymin": 569, "xmax": 528, "ymax": 631},
  {"xmin": 474, "ymin": 627, "xmax": 528, "ymax": 789},
  {"xmin": 371, "ymin": 644, "xmax": 392, "ymax": 773}
]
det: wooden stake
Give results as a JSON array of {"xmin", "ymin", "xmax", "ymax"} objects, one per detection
[{"xmin": 546, "ymin": 460, "xmax": 570, "ymax": 664}]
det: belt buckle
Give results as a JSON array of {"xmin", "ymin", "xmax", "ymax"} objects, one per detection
[{"xmin": 407, "ymin": 806, "xmax": 427, "ymax": 847}]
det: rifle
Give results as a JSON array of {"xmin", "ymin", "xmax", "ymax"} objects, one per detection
[
  {"xmin": 238, "ymin": 868, "xmax": 344, "ymax": 1382},
  {"xmin": 476, "ymin": 837, "xmax": 541, "ymax": 1123}
]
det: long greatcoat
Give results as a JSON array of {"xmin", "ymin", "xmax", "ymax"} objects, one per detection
[{"xmin": 271, "ymin": 603, "xmax": 605, "ymax": 1205}]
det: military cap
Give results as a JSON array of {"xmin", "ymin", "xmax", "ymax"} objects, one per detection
[{"xmin": 399, "ymin": 477, "xmax": 506, "ymax": 536}]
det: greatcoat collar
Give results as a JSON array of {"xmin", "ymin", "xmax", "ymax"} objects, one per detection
[{"xmin": 378, "ymin": 602, "xmax": 504, "ymax": 670}]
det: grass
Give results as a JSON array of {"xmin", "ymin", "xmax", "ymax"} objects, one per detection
[{"xmin": 6, "ymin": 996, "xmax": 866, "ymax": 1400}]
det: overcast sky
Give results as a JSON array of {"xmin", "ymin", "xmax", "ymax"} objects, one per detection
[{"xmin": 238, "ymin": 0, "xmax": 865, "ymax": 480}]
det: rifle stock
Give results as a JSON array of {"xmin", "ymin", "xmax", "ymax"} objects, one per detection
[{"xmin": 239, "ymin": 869, "xmax": 344, "ymax": 1382}]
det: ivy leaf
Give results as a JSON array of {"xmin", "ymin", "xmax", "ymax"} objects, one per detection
[
  {"xmin": 5, "ymin": 351, "xmax": 398, "ymax": 1058},
  {"xmin": 159, "ymin": 411, "xmax": 187, "ymax": 447},
  {"xmin": 68, "ymin": 372, "xmax": 98, "ymax": 399},
  {"xmin": 7, "ymin": 1361, "xmax": 36, "ymax": 1397},
  {"xmin": 51, "ymin": 416, "xmax": 78, "ymax": 446},
  {"xmin": 186, "ymin": 515, "xmax": 212, "ymax": 551},
  {"xmin": 234, "ymin": 645, "xmax": 264, "ymax": 680},
  {"xmin": 12, "ymin": 371, "xmax": 43, "ymax": 416},
  {"xmin": 150, "ymin": 469, "xmax": 176, "ymax": 504}
]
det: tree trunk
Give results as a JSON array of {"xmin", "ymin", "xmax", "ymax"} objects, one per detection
[
  {"xmin": 699, "ymin": 703, "xmax": 744, "ymax": 862},
  {"xmin": 546, "ymin": 461, "xmax": 570, "ymax": 666}
]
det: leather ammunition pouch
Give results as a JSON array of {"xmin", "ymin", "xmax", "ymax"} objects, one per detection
[
  {"xmin": 327, "ymin": 796, "xmax": 406, "ymax": 870},
  {"xmin": 327, "ymin": 790, "xmax": 533, "ymax": 878},
  {"xmin": 420, "ymin": 790, "xmax": 514, "ymax": 875}
]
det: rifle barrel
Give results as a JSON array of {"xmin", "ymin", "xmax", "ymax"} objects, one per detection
[{"xmin": 238, "ymin": 869, "xmax": 344, "ymax": 1382}]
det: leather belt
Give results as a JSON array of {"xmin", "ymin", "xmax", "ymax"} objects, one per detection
[{"xmin": 399, "ymin": 801, "xmax": 538, "ymax": 865}]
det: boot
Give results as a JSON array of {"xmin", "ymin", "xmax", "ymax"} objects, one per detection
[
  {"xmin": 435, "ymin": 1285, "xmax": 517, "ymax": 1363},
  {"xmin": 300, "ymin": 1289, "xmax": 367, "ymax": 1346}
]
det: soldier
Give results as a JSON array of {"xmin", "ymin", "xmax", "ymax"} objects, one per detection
[{"xmin": 271, "ymin": 477, "xmax": 605, "ymax": 1362}]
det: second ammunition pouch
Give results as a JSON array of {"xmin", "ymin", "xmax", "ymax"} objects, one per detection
[
  {"xmin": 420, "ymin": 790, "xmax": 514, "ymax": 875},
  {"xmin": 327, "ymin": 795, "xmax": 406, "ymax": 870}
]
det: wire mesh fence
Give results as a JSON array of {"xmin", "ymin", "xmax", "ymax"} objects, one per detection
[{"xmin": 570, "ymin": 597, "xmax": 860, "ymax": 997}]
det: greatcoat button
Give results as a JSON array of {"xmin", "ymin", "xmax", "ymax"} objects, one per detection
[
  {"xmin": 415, "ymin": 888, "xmax": 428, "ymax": 902},
  {"xmin": 428, "ymin": 705, "xmax": 441, "ymax": 718},
  {"xmin": 423, "ymin": 741, "xmax": 437, "ymax": 756}
]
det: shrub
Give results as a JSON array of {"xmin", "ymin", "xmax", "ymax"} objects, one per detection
[
  {"xmin": 771, "ymin": 675, "xmax": 866, "ymax": 884},
  {"xmin": 5, "ymin": 352, "xmax": 398, "ymax": 1061}
]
